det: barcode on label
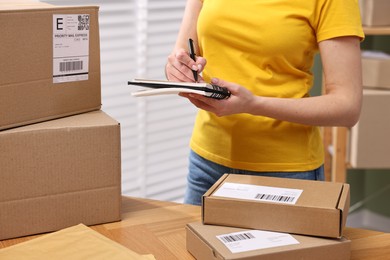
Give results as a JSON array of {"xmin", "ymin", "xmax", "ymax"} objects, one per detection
[
  {"xmin": 219, "ymin": 232, "xmax": 255, "ymax": 244},
  {"xmin": 59, "ymin": 61, "xmax": 83, "ymax": 72},
  {"xmin": 254, "ymin": 193, "xmax": 296, "ymax": 203},
  {"xmin": 78, "ymin": 14, "xmax": 90, "ymax": 30}
]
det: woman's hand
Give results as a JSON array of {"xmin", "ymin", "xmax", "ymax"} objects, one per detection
[
  {"xmin": 165, "ymin": 48, "xmax": 207, "ymax": 83},
  {"xmin": 179, "ymin": 78, "xmax": 257, "ymax": 117}
]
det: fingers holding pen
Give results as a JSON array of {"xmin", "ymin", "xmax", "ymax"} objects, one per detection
[
  {"xmin": 177, "ymin": 48, "xmax": 206, "ymax": 81},
  {"xmin": 166, "ymin": 49, "xmax": 193, "ymax": 82},
  {"xmin": 166, "ymin": 48, "xmax": 206, "ymax": 82},
  {"xmin": 188, "ymin": 55, "xmax": 206, "ymax": 83},
  {"xmin": 193, "ymin": 56, "xmax": 206, "ymax": 74}
]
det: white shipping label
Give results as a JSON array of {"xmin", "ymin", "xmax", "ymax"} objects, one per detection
[
  {"xmin": 217, "ymin": 230, "xmax": 300, "ymax": 254},
  {"xmin": 212, "ymin": 182, "xmax": 303, "ymax": 204},
  {"xmin": 53, "ymin": 14, "xmax": 90, "ymax": 83}
]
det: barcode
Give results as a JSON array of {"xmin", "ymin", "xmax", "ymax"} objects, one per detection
[
  {"xmin": 78, "ymin": 14, "xmax": 90, "ymax": 30},
  {"xmin": 219, "ymin": 232, "xmax": 255, "ymax": 244},
  {"xmin": 254, "ymin": 193, "xmax": 296, "ymax": 203},
  {"xmin": 59, "ymin": 61, "xmax": 83, "ymax": 72}
]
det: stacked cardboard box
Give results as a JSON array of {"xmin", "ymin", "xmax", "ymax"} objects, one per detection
[
  {"xmin": 0, "ymin": 2, "xmax": 122, "ymax": 240},
  {"xmin": 359, "ymin": 0, "xmax": 390, "ymax": 26},
  {"xmin": 0, "ymin": 111, "xmax": 122, "ymax": 240},
  {"xmin": 361, "ymin": 51, "xmax": 390, "ymax": 90},
  {"xmin": 0, "ymin": 2, "xmax": 101, "ymax": 130},
  {"xmin": 186, "ymin": 174, "xmax": 351, "ymax": 259},
  {"xmin": 187, "ymin": 222, "xmax": 351, "ymax": 260},
  {"xmin": 349, "ymin": 89, "xmax": 390, "ymax": 168},
  {"xmin": 348, "ymin": 51, "xmax": 390, "ymax": 168}
]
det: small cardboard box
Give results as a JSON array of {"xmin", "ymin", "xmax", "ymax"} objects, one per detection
[
  {"xmin": 0, "ymin": 2, "xmax": 101, "ymax": 130},
  {"xmin": 362, "ymin": 52, "xmax": 390, "ymax": 89},
  {"xmin": 359, "ymin": 0, "xmax": 390, "ymax": 26},
  {"xmin": 0, "ymin": 110, "xmax": 121, "ymax": 240},
  {"xmin": 349, "ymin": 89, "xmax": 390, "ymax": 168},
  {"xmin": 186, "ymin": 222, "xmax": 351, "ymax": 260},
  {"xmin": 202, "ymin": 174, "xmax": 350, "ymax": 238}
]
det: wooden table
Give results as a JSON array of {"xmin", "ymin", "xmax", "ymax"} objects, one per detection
[{"xmin": 1, "ymin": 196, "xmax": 389, "ymax": 260}]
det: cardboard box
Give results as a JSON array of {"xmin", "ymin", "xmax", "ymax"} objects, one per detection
[
  {"xmin": 186, "ymin": 222, "xmax": 351, "ymax": 260},
  {"xmin": 349, "ymin": 89, "xmax": 390, "ymax": 168},
  {"xmin": 359, "ymin": 0, "xmax": 390, "ymax": 26},
  {"xmin": 0, "ymin": 3, "xmax": 101, "ymax": 130},
  {"xmin": 0, "ymin": 110, "xmax": 121, "ymax": 240},
  {"xmin": 202, "ymin": 174, "xmax": 350, "ymax": 238},
  {"xmin": 362, "ymin": 53, "xmax": 390, "ymax": 89},
  {"xmin": 0, "ymin": 0, "xmax": 53, "ymax": 9}
]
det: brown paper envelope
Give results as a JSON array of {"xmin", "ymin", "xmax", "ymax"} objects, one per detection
[{"xmin": 0, "ymin": 224, "xmax": 155, "ymax": 260}]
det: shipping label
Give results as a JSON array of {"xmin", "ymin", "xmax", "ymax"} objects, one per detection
[
  {"xmin": 53, "ymin": 14, "xmax": 90, "ymax": 83},
  {"xmin": 217, "ymin": 230, "xmax": 299, "ymax": 253},
  {"xmin": 212, "ymin": 182, "xmax": 303, "ymax": 204}
]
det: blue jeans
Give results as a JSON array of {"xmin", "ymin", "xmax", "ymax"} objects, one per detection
[{"xmin": 184, "ymin": 150, "xmax": 325, "ymax": 205}]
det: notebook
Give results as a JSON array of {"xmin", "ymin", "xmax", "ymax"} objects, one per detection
[{"xmin": 128, "ymin": 79, "xmax": 231, "ymax": 100}]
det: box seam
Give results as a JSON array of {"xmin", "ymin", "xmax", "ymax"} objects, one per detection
[{"xmin": 0, "ymin": 185, "xmax": 120, "ymax": 204}]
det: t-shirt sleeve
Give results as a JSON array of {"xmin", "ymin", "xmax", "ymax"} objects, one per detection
[{"xmin": 313, "ymin": 0, "xmax": 365, "ymax": 42}]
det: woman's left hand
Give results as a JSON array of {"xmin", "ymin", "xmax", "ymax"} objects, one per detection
[{"xmin": 179, "ymin": 78, "xmax": 256, "ymax": 117}]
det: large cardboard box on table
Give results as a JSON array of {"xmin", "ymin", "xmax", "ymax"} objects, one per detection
[
  {"xmin": 0, "ymin": 110, "xmax": 122, "ymax": 240},
  {"xmin": 349, "ymin": 89, "xmax": 390, "ymax": 168},
  {"xmin": 186, "ymin": 222, "xmax": 351, "ymax": 260},
  {"xmin": 362, "ymin": 51, "xmax": 390, "ymax": 90},
  {"xmin": 359, "ymin": 0, "xmax": 390, "ymax": 26},
  {"xmin": 0, "ymin": 2, "xmax": 101, "ymax": 130},
  {"xmin": 202, "ymin": 174, "xmax": 350, "ymax": 238}
]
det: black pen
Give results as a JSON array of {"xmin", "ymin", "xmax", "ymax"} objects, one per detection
[{"xmin": 188, "ymin": 38, "xmax": 198, "ymax": 82}]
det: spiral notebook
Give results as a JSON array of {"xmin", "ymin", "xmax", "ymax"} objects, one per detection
[{"xmin": 128, "ymin": 79, "xmax": 231, "ymax": 100}]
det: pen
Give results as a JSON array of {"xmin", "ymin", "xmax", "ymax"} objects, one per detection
[{"xmin": 188, "ymin": 38, "xmax": 198, "ymax": 82}]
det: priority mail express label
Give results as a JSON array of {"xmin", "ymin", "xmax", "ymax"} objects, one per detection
[{"xmin": 53, "ymin": 14, "xmax": 90, "ymax": 83}]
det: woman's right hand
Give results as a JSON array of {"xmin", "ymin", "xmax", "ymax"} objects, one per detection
[{"xmin": 165, "ymin": 48, "xmax": 207, "ymax": 83}]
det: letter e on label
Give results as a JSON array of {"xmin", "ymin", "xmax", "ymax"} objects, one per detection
[{"xmin": 56, "ymin": 17, "xmax": 63, "ymax": 30}]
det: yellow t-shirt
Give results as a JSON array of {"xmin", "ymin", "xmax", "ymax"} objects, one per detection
[{"xmin": 191, "ymin": 0, "xmax": 364, "ymax": 171}]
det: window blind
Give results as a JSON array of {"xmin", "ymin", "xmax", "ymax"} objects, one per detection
[{"xmin": 42, "ymin": 0, "xmax": 196, "ymax": 202}]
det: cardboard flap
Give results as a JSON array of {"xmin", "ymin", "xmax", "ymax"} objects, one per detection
[
  {"xmin": 186, "ymin": 224, "xmax": 221, "ymax": 260},
  {"xmin": 202, "ymin": 174, "xmax": 229, "ymax": 223},
  {"xmin": 337, "ymin": 184, "xmax": 350, "ymax": 236},
  {"xmin": 203, "ymin": 174, "xmax": 229, "ymax": 198}
]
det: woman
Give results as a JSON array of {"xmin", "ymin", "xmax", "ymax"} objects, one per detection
[{"xmin": 165, "ymin": 0, "xmax": 364, "ymax": 205}]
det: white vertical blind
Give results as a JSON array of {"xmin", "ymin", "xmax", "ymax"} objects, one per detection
[{"xmin": 42, "ymin": 0, "xmax": 197, "ymax": 202}]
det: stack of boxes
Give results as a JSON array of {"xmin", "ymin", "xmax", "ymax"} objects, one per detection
[
  {"xmin": 359, "ymin": 0, "xmax": 390, "ymax": 26},
  {"xmin": 349, "ymin": 56, "xmax": 390, "ymax": 168},
  {"xmin": 186, "ymin": 174, "xmax": 351, "ymax": 259},
  {"xmin": 348, "ymin": 1, "xmax": 390, "ymax": 168},
  {"xmin": 0, "ymin": 2, "xmax": 121, "ymax": 240}
]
